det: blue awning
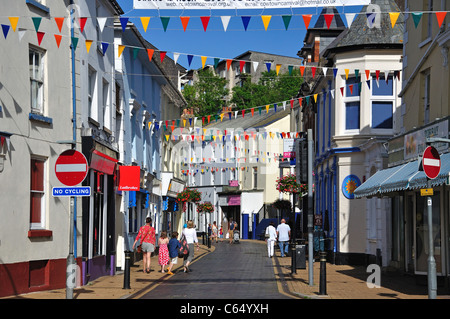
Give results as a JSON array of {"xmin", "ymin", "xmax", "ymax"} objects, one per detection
[{"xmin": 354, "ymin": 152, "xmax": 450, "ymax": 198}]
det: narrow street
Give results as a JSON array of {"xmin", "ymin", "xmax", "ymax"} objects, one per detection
[{"xmin": 138, "ymin": 240, "xmax": 293, "ymax": 299}]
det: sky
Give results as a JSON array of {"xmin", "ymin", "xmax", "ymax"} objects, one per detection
[{"xmin": 115, "ymin": 0, "xmax": 363, "ymax": 70}]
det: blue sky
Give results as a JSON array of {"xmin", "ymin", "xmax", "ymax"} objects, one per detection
[{"xmin": 116, "ymin": 1, "xmax": 362, "ymax": 70}]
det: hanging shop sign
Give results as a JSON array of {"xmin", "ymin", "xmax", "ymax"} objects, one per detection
[
  {"xmin": 118, "ymin": 166, "xmax": 141, "ymax": 191},
  {"xmin": 133, "ymin": 0, "xmax": 370, "ymax": 10},
  {"xmin": 342, "ymin": 174, "xmax": 361, "ymax": 199}
]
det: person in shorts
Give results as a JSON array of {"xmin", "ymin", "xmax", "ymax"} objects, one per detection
[
  {"xmin": 167, "ymin": 231, "xmax": 181, "ymax": 275},
  {"xmin": 132, "ymin": 217, "xmax": 156, "ymax": 273}
]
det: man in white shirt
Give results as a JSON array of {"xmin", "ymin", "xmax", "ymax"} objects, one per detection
[
  {"xmin": 276, "ymin": 219, "xmax": 291, "ymax": 257},
  {"xmin": 265, "ymin": 222, "xmax": 277, "ymax": 258}
]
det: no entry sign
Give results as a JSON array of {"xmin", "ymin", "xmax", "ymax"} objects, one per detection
[
  {"xmin": 55, "ymin": 150, "xmax": 89, "ymax": 186},
  {"xmin": 422, "ymin": 146, "xmax": 441, "ymax": 179}
]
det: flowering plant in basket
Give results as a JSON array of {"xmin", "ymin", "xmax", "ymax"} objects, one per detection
[
  {"xmin": 276, "ymin": 174, "xmax": 307, "ymax": 195},
  {"xmin": 177, "ymin": 188, "xmax": 201, "ymax": 211},
  {"xmin": 197, "ymin": 201, "xmax": 214, "ymax": 213}
]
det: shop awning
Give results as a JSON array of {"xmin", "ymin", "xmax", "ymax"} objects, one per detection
[{"xmin": 354, "ymin": 152, "xmax": 450, "ymax": 198}]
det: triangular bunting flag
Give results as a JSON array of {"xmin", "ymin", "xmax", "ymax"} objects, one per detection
[
  {"xmin": 9, "ymin": 17, "xmax": 19, "ymax": 32},
  {"xmin": 140, "ymin": 17, "xmax": 150, "ymax": 32},
  {"xmin": 120, "ymin": 17, "xmax": 129, "ymax": 32},
  {"xmin": 302, "ymin": 14, "xmax": 312, "ymax": 30},
  {"xmin": 261, "ymin": 15, "xmax": 271, "ymax": 31},
  {"xmin": 226, "ymin": 59, "xmax": 232, "ymax": 70},
  {"xmin": 180, "ymin": 16, "xmax": 190, "ymax": 31},
  {"xmin": 118, "ymin": 45, "xmax": 125, "ymax": 57},
  {"xmin": 340, "ymin": 87, "xmax": 344, "ymax": 96},
  {"xmin": 282, "ymin": 15, "xmax": 292, "ymax": 30},
  {"xmin": 173, "ymin": 52, "xmax": 179, "ymax": 64},
  {"xmin": 79, "ymin": 17, "xmax": 87, "ymax": 33},
  {"xmin": 32, "ymin": 17, "xmax": 42, "ymax": 32},
  {"xmin": 412, "ymin": 12, "xmax": 422, "ymax": 28},
  {"xmin": 314, "ymin": 93, "xmax": 318, "ymax": 103},
  {"xmin": 201, "ymin": 56, "xmax": 207, "ymax": 68},
  {"xmin": 365, "ymin": 69, "xmax": 370, "ymax": 81},
  {"xmin": 333, "ymin": 68, "xmax": 338, "ymax": 78},
  {"xmin": 251, "ymin": 108, "xmax": 254, "ymax": 117},
  {"xmin": 160, "ymin": 51, "xmax": 166, "ymax": 63},
  {"xmin": 389, "ymin": 12, "xmax": 400, "ymax": 28},
  {"xmin": 324, "ymin": 14, "xmax": 334, "ymax": 29},
  {"xmin": 200, "ymin": 16, "xmax": 210, "ymax": 32},
  {"xmin": 214, "ymin": 57, "xmax": 220, "ymax": 68},
  {"xmin": 436, "ymin": 12, "xmax": 447, "ymax": 28},
  {"xmin": 252, "ymin": 61, "xmax": 259, "ymax": 72},
  {"xmin": 97, "ymin": 17, "xmax": 107, "ymax": 33},
  {"xmin": 276, "ymin": 64, "xmax": 281, "ymax": 75},
  {"xmin": 241, "ymin": 16, "xmax": 251, "ymax": 31},
  {"xmin": 71, "ymin": 37, "xmax": 79, "ymax": 50},
  {"xmin": 187, "ymin": 55, "xmax": 194, "ymax": 66},
  {"xmin": 366, "ymin": 79, "xmax": 371, "ymax": 89},
  {"xmin": 160, "ymin": 17, "xmax": 170, "ymax": 32},
  {"xmin": 240, "ymin": 60, "xmax": 246, "ymax": 73},
  {"xmin": 288, "ymin": 65, "xmax": 293, "ymax": 76},
  {"xmin": 300, "ymin": 66, "xmax": 305, "ymax": 77},
  {"xmin": 311, "ymin": 67, "xmax": 316, "ymax": 78},
  {"xmin": 147, "ymin": 49, "xmax": 154, "ymax": 61},
  {"xmin": 266, "ymin": 105, "xmax": 270, "ymax": 113},
  {"xmin": 345, "ymin": 69, "xmax": 350, "ymax": 80},
  {"xmin": 221, "ymin": 16, "xmax": 231, "ymax": 31},
  {"xmin": 85, "ymin": 40, "xmax": 93, "ymax": 53},
  {"xmin": 54, "ymin": 34, "xmax": 62, "ymax": 48},
  {"xmin": 266, "ymin": 62, "xmax": 271, "ymax": 72},
  {"xmin": 1, "ymin": 25, "xmax": 10, "ymax": 39},
  {"xmin": 101, "ymin": 42, "xmax": 109, "ymax": 55},
  {"xmin": 36, "ymin": 31, "xmax": 44, "ymax": 46},
  {"xmin": 54, "ymin": 17, "xmax": 64, "ymax": 33},
  {"xmin": 345, "ymin": 13, "xmax": 356, "ymax": 28}
]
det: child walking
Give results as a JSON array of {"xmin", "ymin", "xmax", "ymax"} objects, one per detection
[
  {"xmin": 158, "ymin": 231, "xmax": 170, "ymax": 273},
  {"xmin": 167, "ymin": 231, "xmax": 181, "ymax": 275}
]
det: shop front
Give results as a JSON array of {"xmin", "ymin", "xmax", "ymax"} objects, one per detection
[
  {"xmin": 161, "ymin": 172, "xmax": 185, "ymax": 236},
  {"xmin": 355, "ymin": 119, "xmax": 450, "ymax": 288},
  {"xmin": 81, "ymin": 138, "xmax": 119, "ymax": 284}
]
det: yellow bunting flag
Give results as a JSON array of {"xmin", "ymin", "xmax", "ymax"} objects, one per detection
[
  {"xmin": 389, "ymin": 12, "xmax": 400, "ymax": 28},
  {"xmin": 261, "ymin": 15, "xmax": 272, "ymax": 31},
  {"xmin": 314, "ymin": 93, "xmax": 318, "ymax": 103},
  {"xmin": 140, "ymin": 17, "xmax": 150, "ymax": 32},
  {"xmin": 85, "ymin": 40, "xmax": 93, "ymax": 53},
  {"xmin": 276, "ymin": 64, "xmax": 282, "ymax": 75},
  {"xmin": 118, "ymin": 45, "xmax": 125, "ymax": 57},
  {"xmin": 266, "ymin": 105, "xmax": 270, "ymax": 113},
  {"xmin": 201, "ymin": 56, "xmax": 207, "ymax": 69},
  {"xmin": 9, "ymin": 17, "xmax": 19, "ymax": 32},
  {"xmin": 345, "ymin": 69, "xmax": 349, "ymax": 80},
  {"xmin": 220, "ymin": 113, "xmax": 224, "ymax": 121}
]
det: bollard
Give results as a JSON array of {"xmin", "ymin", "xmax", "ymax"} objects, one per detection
[
  {"xmin": 319, "ymin": 251, "xmax": 327, "ymax": 295},
  {"xmin": 123, "ymin": 251, "xmax": 131, "ymax": 289},
  {"xmin": 290, "ymin": 242, "xmax": 296, "ymax": 274}
]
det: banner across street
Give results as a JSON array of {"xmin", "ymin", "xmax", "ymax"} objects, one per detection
[{"xmin": 133, "ymin": 0, "xmax": 370, "ymax": 10}]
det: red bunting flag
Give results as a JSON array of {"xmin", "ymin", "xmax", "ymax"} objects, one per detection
[
  {"xmin": 300, "ymin": 66, "xmax": 305, "ymax": 77},
  {"xmin": 290, "ymin": 99, "xmax": 294, "ymax": 109},
  {"xmin": 251, "ymin": 108, "xmax": 254, "ymax": 116},
  {"xmin": 240, "ymin": 60, "xmax": 246, "ymax": 73},
  {"xmin": 200, "ymin": 16, "xmax": 210, "ymax": 32},
  {"xmin": 160, "ymin": 51, "xmax": 166, "ymax": 63},
  {"xmin": 365, "ymin": 69, "xmax": 370, "ymax": 80},
  {"xmin": 324, "ymin": 14, "xmax": 334, "ymax": 29},
  {"xmin": 311, "ymin": 67, "xmax": 316, "ymax": 78},
  {"xmin": 36, "ymin": 31, "xmax": 45, "ymax": 46},
  {"xmin": 242, "ymin": 110, "xmax": 245, "ymax": 118},
  {"xmin": 436, "ymin": 12, "xmax": 447, "ymax": 28},
  {"xmin": 302, "ymin": 14, "xmax": 312, "ymax": 29},
  {"xmin": 226, "ymin": 59, "xmax": 232, "ymax": 70},
  {"xmin": 79, "ymin": 17, "xmax": 87, "ymax": 33},
  {"xmin": 340, "ymin": 87, "xmax": 344, "ymax": 96}
]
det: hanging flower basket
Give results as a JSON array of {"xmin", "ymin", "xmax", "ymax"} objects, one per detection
[
  {"xmin": 276, "ymin": 174, "xmax": 307, "ymax": 195},
  {"xmin": 196, "ymin": 201, "xmax": 214, "ymax": 214},
  {"xmin": 177, "ymin": 188, "xmax": 202, "ymax": 212}
]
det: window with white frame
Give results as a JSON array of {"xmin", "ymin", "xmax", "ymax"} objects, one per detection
[
  {"xmin": 102, "ymin": 78, "xmax": 110, "ymax": 129},
  {"xmin": 29, "ymin": 46, "xmax": 45, "ymax": 114},
  {"xmin": 344, "ymin": 77, "xmax": 360, "ymax": 131},
  {"xmin": 30, "ymin": 157, "xmax": 46, "ymax": 229},
  {"xmin": 88, "ymin": 66, "xmax": 97, "ymax": 120},
  {"xmin": 371, "ymin": 74, "xmax": 394, "ymax": 130}
]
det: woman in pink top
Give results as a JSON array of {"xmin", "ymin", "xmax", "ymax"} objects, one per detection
[{"xmin": 133, "ymin": 217, "xmax": 156, "ymax": 273}]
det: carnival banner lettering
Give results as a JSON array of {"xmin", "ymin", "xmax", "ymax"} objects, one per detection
[{"xmin": 133, "ymin": 0, "xmax": 370, "ymax": 10}]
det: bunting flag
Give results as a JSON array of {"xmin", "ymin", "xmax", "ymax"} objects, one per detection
[
  {"xmin": 79, "ymin": 17, "xmax": 87, "ymax": 33},
  {"xmin": 389, "ymin": 12, "xmax": 400, "ymax": 28},
  {"xmin": 200, "ymin": 16, "xmax": 210, "ymax": 32},
  {"xmin": 1, "ymin": 25, "xmax": 10, "ymax": 39},
  {"xmin": 9, "ymin": 17, "xmax": 19, "ymax": 32},
  {"xmin": 180, "ymin": 16, "xmax": 190, "ymax": 31},
  {"xmin": 101, "ymin": 42, "xmax": 109, "ymax": 55},
  {"xmin": 117, "ymin": 44, "xmax": 125, "ymax": 57},
  {"xmin": 302, "ymin": 14, "xmax": 312, "ymax": 30},
  {"xmin": 54, "ymin": 34, "xmax": 62, "ymax": 48},
  {"xmin": 300, "ymin": 66, "xmax": 305, "ymax": 77},
  {"xmin": 160, "ymin": 51, "xmax": 167, "ymax": 63},
  {"xmin": 366, "ymin": 13, "xmax": 376, "ymax": 28},
  {"xmin": 85, "ymin": 40, "xmax": 93, "ymax": 53},
  {"xmin": 412, "ymin": 12, "xmax": 422, "ymax": 28},
  {"xmin": 160, "ymin": 17, "xmax": 170, "ymax": 31},
  {"xmin": 221, "ymin": 16, "xmax": 231, "ymax": 31},
  {"xmin": 187, "ymin": 54, "xmax": 194, "ymax": 66},
  {"xmin": 147, "ymin": 48, "xmax": 154, "ymax": 61},
  {"xmin": 324, "ymin": 14, "xmax": 334, "ymax": 29},
  {"xmin": 71, "ymin": 36, "xmax": 79, "ymax": 50},
  {"xmin": 201, "ymin": 56, "xmax": 208, "ymax": 68},
  {"xmin": 240, "ymin": 60, "xmax": 246, "ymax": 73},
  {"xmin": 282, "ymin": 15, "xmax": 292, "ymax": 30},
  {"xmin": 275, "ymin": 64, "xmax": 281, "ymax": 75},
  {"xmin": 261, "ymin": 15, "xmax": 271, "ymax": 31},
  {"xmin": 173, "ymin": 52, "xmax": 179, "ymax": 64},
  {"xmin": 345, "ymin": 13, "xmax": 356, "ymax": 28},
  {"xmin": 120, "ymin": 17, "xmax": 129, "ymax": 32},
  {"xmin": 97, "ymin": 17, "xmax": 107, "ymax": 33},
  {"xmin": 226, "ymin": 59, "xmax": 232, "ymax": 70},
  {"xmin": 242, "ymin": 16, "xmax": 251, "ymax": 31},
  {"xmin": 32, "ymin": 17, "xmax": 42, "ymax": 32},
  {"xmin": 140, "ymin": 17, "xmax": 150, "ymax": 32},
  {"xmin": 436, "ymin": 12, "xmax": 447, "ymax": 28},
  {"xmin": 36, "ymin": 31, "xmax": 44, "ymax": 46}
]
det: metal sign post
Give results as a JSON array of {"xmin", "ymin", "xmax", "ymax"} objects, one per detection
[{"xmin": 307, "ymin": 129, "xmax": 314, "ymax": 286}]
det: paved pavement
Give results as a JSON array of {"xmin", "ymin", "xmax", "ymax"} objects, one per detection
[{"xmin": 2, "ymin": 239, "xmax": 449, "ymax": 300}]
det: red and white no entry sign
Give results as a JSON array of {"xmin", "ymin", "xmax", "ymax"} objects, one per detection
[
  {"xmin": 422, "ymin": 146, "xmax": 441, "ymax": 180},
  {"xmin": 55, "ymin": 150, "xmax": 89, "ymax": 186}
]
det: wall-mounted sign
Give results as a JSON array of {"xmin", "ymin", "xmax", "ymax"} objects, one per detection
[
  {"xmin": 342, "ymin": 175, "xmax": 361, "ymax": 199},
  {"xmin": 118, "ymin": 166, "xmax": 140, "ymax": 191}
]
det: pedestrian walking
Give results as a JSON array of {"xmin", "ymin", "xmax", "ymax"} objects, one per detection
[
  {"xmin": 229, "ymin": 218, "xmax": 235, "ymax": 244},
  {"xmin": 211, "ymin": 221, "xmax": 218, "ymax": 243},
  {"xmin": 265, "ymin": 222, "xmax": 277, "ymax": 258},
  {"xmin": 158, "ymin": 231, "xmax": 170, "ymax": 273},
  {"xmin": 182, "ymin": 220, "xmax": 199, "ymax": 273},
  {"xmin": 219, "ymin": 225, "xmax": 223, "ymax": 242},
  {"xmin": 132, "ymin": 217, "xmax": 156, "ymax": 273},
  {"xmin": 167, "ymin": 231, "xmax": 181, "ymax": 275},
  {"xmin": 276, "ymin": 219, "xmax": 291, "ymax": 257}
]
